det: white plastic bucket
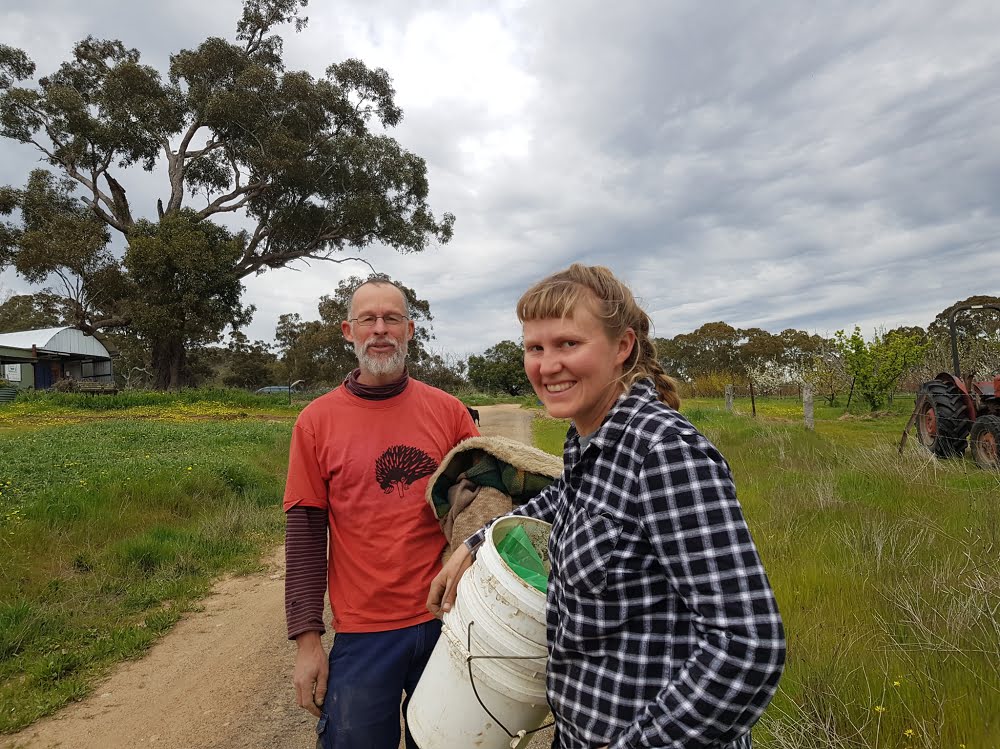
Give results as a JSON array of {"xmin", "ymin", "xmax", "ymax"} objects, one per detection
[{"xmin": 407, "ymin": 516, "xmax": 552, "ymax": 749}]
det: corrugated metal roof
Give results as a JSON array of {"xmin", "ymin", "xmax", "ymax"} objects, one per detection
[
  {"xmin": 0, "ymin": 327, "xmax": 66, "ymax": 350},
  {"xmin": 0, "ymin": 327, "xmax": 111, "ymax": 358}
]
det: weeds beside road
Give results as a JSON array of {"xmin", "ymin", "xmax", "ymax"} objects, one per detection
[{"xmin": 0, "ymin": 399, "xmax": 292, "ymax": 732}]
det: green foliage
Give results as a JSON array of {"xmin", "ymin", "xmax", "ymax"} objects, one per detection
[
  {"xmin": 126, "ymin": 212, "xmax": 252, "ymax": 339},
  {"xmin": 835, "ymin": 326, "xmax": 928, "ymax": 410},
  {"xmin": 0, "ymin": 417, "xmax": 291, "ymax": 731},
  {"xmin": 467, "ymin": 339, "xmax": 531, "ymax": 396},
  {"xmin": 0, "ymin": 43, "xmax": 36, "ymax": 89},
  {"xmin": 657, "ymin": 324, "xmax": 827, "ymax": 382},
  {"xmin": 221, "ymin": 331, "xmax": 278, "ymax": 390},
  {"xmin": 0, "ymin": 172, "xmax": 122, "ymax": 331},
  {"xmin": 274, "ymin": 273, "xmax": 440, "ymax": 387},
  {"xmin": 927, "ymin": 294, "xmax": 1000, "ymax": 342},
  {"xmin": 408, "ymin": 351, "xmax": 469, "ymax": 393},
  {"xmin": 0, "ymin": 1, "xmax": 454, "ymax": 388},
  {"xmin": 0, "ymin": 291, "xmax": 69, "ymax": 332}
]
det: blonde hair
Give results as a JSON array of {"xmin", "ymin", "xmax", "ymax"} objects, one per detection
[{"xmin": 516, "ymin": 264, "xmax": 680, "ymax": 409}]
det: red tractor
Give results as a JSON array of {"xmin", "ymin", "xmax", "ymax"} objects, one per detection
[{"xmin": 902, "ymin": 303, "xmax": 1000, "ymax": 469}]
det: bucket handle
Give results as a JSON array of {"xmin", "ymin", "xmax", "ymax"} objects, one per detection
[{"xmin": 465, "ymin": 620, "xmax": 555, "ymax": 742}]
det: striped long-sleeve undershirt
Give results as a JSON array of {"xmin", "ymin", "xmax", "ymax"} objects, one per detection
[{"xmin": 284, "ymin": 505, "xmax": 328, "ymax": 640}]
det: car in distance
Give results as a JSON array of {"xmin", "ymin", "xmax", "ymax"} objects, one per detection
[{"xmin": 254, "ymin": 380, "xmax": 305, "ymax": 395}]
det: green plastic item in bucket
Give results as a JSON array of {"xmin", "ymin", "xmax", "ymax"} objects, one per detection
[{"xmin": 496, "ymin": 525, "xmax": 548, "ymax": 593}]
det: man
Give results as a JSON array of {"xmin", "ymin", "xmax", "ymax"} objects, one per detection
[{"xmin": 284, "ymin": 279, "xmax": 478, "ymax": 749}]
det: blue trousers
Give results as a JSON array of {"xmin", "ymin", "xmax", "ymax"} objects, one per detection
[{"xmin": 316, "ymin": 618, "xmax": 442, "ymax": 749}]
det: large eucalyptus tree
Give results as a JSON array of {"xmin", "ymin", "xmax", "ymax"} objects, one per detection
[{"xmin": 0, "ymin": 0, "xmax": 454, "ymax": 387}]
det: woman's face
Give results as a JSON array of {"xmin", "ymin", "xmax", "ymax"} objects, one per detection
[{"xmin": 522, "ymin": 303, "xmax": 635, "ymax": 437}]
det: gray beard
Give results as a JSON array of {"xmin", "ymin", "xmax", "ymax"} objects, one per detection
[{"xmin": 355, "ymin": 336, "xmax": 408, "ymax": 377}]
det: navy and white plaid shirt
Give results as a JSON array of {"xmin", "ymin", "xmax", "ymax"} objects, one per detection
[{"xmin": 468, "ymin": 379, "xmax": 785, "ymax": 749}]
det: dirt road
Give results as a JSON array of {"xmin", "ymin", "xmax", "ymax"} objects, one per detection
[{"xmin": 2, "ymin": 404, "xmax": 554, "ymax": 749}]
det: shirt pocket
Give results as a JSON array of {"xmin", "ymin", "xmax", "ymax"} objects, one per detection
[{"xmin": 560, "ymin": 511, "xmax": 622, "ymax": 595}]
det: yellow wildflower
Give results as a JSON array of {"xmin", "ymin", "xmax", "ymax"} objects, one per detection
[{"xmin": 874, "ymin": 705, "xmax": 886, "ymax": 713}]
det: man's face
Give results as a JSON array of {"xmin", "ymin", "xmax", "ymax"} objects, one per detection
[{"xmin": 341, "ymin": 283, "xmax": 415, "ymax": 378}]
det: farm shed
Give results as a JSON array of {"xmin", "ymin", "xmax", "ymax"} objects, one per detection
[{"xmin": 0, "ymin": 327, "xmax": 114, "ymax": 390}]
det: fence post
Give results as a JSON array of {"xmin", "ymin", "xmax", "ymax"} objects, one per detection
[
  {"xmin": 725, "ymin": 384, "xmax": 734, "ymax": 412},
  {"xmin": 803, "ymin": 383, "xmax": 814, "ymax": 430}
]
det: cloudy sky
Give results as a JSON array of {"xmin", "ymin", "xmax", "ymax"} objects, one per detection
[{"xmin": 2, "ymin": 0, "xmax": 999, "ymax": 358}]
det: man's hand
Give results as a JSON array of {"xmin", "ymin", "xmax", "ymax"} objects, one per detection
[
  {"xmin": 293, "ymin": 631, "xmax": 328, "ymax": 717},
  {"xmin": 427, "ymin": 543, "xmax": 474, "ymax": 616}
]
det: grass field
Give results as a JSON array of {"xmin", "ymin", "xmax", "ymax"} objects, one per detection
[
  {"xmin": 0, "ymin": 393, "xmax": 294, "ymax": 733},
  {"xmin": 535, "ymin": 396, "xmax": 999, "ymax": 748},
  {"xmin": 3, "ymin": 389, "xmax": 997, "ymax": 746}
]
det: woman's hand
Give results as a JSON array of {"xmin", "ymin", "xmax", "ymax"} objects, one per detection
[{"xmin": 427, "ymin": 543, "xmax": 474, "ymax": 616}]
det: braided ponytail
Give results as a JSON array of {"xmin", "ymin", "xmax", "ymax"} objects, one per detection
[{"xmin": 620, "ymin": 304, "xmax": 681, "ymax": 410}]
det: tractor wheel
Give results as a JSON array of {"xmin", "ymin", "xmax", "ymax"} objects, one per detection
[
  {"xmin": 970, "ymin": 415, "xmax": 1000, "ymax": 470},
  {"xmin": 915, "ymin": 380, "xmax": 971, "ymax": 457}
]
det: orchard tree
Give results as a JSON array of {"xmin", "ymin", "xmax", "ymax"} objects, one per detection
[
  {"xmin": 467, "ymin": 340, "xmax": 531, "ymax": 396},
  {"xmin": 803, "ymin": 345, "xmax": 850, "ymax": 407},
  {"xmin": 834, "ymin": 326, "xmax": 927, "ymax": 410},
  {"xmin": 0, "ymin": 0, "xmax": 454, "ymax": 388},
  {"xmin": 744, "ymin": 358, "xmax": 800, "ymax": 397}
]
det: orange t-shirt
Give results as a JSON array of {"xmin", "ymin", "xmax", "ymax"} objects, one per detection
[{"xmin": 283, "ymin": 381, "xmax": 478, "ymax": 633}]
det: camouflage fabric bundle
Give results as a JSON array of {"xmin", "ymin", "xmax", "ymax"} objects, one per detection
[{"xmin": 425, "ymin": 436, "xmax": 562, "ymax": 549}]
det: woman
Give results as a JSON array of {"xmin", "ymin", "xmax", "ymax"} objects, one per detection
[{"xmin": 428, "ymin": 264, "xmax": 785, "ymax": 749}]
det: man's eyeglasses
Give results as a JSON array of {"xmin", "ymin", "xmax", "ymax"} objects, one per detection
[{"xmin": 349, "ymin": 314, "xmax": 409, "ymax": 327}]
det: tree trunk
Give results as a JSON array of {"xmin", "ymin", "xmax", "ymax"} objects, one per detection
[{"xmin": 151, "ymin": 336, "xmax": 190, "ymax": 390}]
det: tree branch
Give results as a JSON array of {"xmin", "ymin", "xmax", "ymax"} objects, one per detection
[
  {"xmin": 28, "ymin": 133, "xmax": 126, "ymax": 234},
  {"xmin": 27, "ymin": 135, "xmax": 114, "ymax": 221},
  {"xmin": 236, "ymin": 247, "xmax": 375, "ymax": 279},
  {"xmin": 183, "ymin": 139, "xmax": 225, "ymax": 159},
  {"xmin": 165, "ymin": 119, "xmax": 203, "ymax": 214},
  {"xmin": 85, "ymin": 315, "xmax": 131, "ymax": 331},
  {"xmin": 195, "ymin": 182, "xmax": 265, "ymax": 220},
  {"xmin": 77, "ymin": 194, "xmax": 128, "ymax": 234}
]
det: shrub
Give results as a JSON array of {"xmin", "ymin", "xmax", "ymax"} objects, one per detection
[{"xmin": 51, "ymin": 378, "xmax": 77, "ymax": 393}]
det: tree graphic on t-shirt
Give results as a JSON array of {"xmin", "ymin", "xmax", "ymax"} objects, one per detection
[{"xmin": 375, "ymin": 445, "xmax": 437, "ymax": 498}]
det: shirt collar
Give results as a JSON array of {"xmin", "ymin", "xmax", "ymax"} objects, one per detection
[{"xmin": 568, "ymin": 378, "xmax": 660, "ymax": 456}]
